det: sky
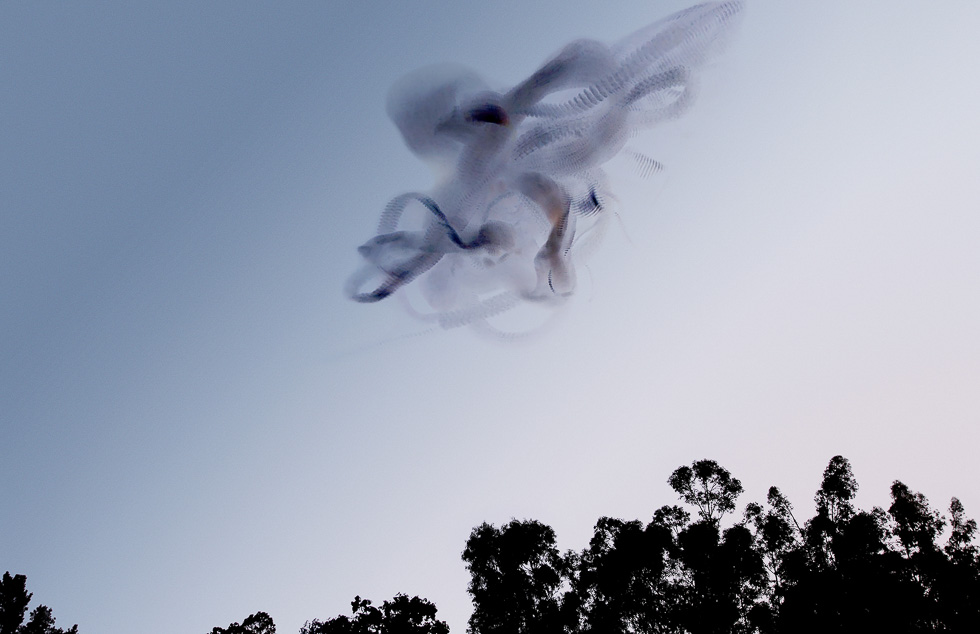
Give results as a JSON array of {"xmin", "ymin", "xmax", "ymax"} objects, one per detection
[{"xmin": 2, "ymin": 1, "xmax": 979, "ymax": 632}]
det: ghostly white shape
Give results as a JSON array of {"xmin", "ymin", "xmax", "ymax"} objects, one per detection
[{"xmin": 347, "ymin": 1, "xmax": 743, "ymax": 331}]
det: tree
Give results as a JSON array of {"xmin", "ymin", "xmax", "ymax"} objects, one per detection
[
  {"xmin": 576, "ymin": 516, "xmax": 680, "ymax": 633},
  {"xmin": 209, "ymin": 611, "xmax": 275, "ymax": 634},
  {"xmin": 814, "ymin": 456, "xmax": 858, "ymax": 526},
  {"xmin": 935, "ymin": 498, "xmax": 980, "ymax": 631},
  {"xmin": 888, "ymin": 481, "xmax": 945, "ymax": 560},
  {"xmin": 0, "ymin": 573, "xmax": 77, "ymax": 634},
  {"xmin": 946, "ymin": 497, "xmax": 979, "ymax": 562},
  {"xmin": 661, "ymin": 461, "xmax": 763, "ymax": 634},
  {"xmin": 744, "ymin": 486, "xmax": 803, "ymax": 631},
  {"xmin": 777, "ymin": 506, "xmax": 933, "ymax": 634},
  {"xmin": 673, "ymin": 518, "xmax": 765, "ymax": 634},
  {"xmin": 804, "ymin": 455, "xmax": 859, "ymax": 568},
  {"xmin": 0, "ymin": 574, "xmax": 31, "ymax": 634},
  {"xmin": 211, "ymin": 455, "xmax": 980, "ymax": 634},
  {"xmin": 20, "ymin": 606, "xmax": 78, "ymax": 634},
  {"xmin": 462, "ymin": 519, "xmax": 575, "ymax": 634},
  {"xmin": 652, "ymin": 505, "xmax": 690, "ymax": 539},
  {"xmin": 300, "ymin": 595, "xmax": 448, "ymax": 634},
  {"xmin": 667, "ymin": 460, "xmax": 743, "ymax": 525}
]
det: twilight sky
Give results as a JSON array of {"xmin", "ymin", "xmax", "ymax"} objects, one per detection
[{"xmin": 2, "ymin": 2, "xmax": 979, "ymax": 633}]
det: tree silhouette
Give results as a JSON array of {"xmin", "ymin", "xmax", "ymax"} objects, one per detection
[
  {"xmin": 667, "ymin": 459, "xmax": 743, "ymax": 525},
  {"xmin": 744, "ymin": 486, "xmax": 801, "ymax": 609},
  {"xmin": 675, "ymin": 521, "xmax": 765, "ymax": 634},
  {"xmin": 0, "ymin": 573, "xmax": 31, "ymax": 634},
  {"xmin": 462, "ymin": 520, "xmax": 575, "ymax": 634},
  {"xmin": 300, "ymin": 595, "xmax": 448, "ymax": 634},
  {"xmin": 576, "ymin": 515, "xmax": 680, "ymax": 632},
  {"xmin": 211, "ymin": 455, "xmax": 980, "ymax": 633},
  {"xmin": 209, "ymin": 611, "xmax": 276, "ymax": 634},
  {"xmin": 0, "ymin": 573, "xmax": 77, "ymax": 634},
  {"xmin": 804, "ymin": 455, "xmax": 858, "ymax": 570},
  {"xmin": 889, "ymin": 481, "xmax": 945, "ymax": 560},
  {"xmin": 936, "ymin": 497, "xmax": 980, "ymax": 630},
  {"xmin": 814, "ymin": 455, "xmax": 858, "ymax": 526}
]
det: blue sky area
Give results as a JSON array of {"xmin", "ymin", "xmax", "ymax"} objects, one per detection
[{"xmin": 3, "ymin": 2, "xmax": 979, "ymax": 633}]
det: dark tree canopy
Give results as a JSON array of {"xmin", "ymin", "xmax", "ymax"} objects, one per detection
[
  {"xmin": 0, "ymin": 573, "xmax": 77, "ymax": 634},
  {"xmin": 462, "ymin": 519, "xmax": 576, "ymax": 634},
  {"xmin": 0, "ymin": 573, "xmax": 31, "ymax": 634},
  {"xmin": 814, "ymin": 455, "xmax": 858, "ymax": 525},
  {"xmin": 210, "ymin": 456, "xmax": 980, "ymax": 634},
  {"xmin": 210, "ymin": 611, "xmax": 276, "ymax": 634},
  {"xmin": 300, "ymin": 595, "xmax": 448, "ymax": 634},
  {"xmin": 667, "ymin": 459, "xmax": 744, "ymax": 524}
]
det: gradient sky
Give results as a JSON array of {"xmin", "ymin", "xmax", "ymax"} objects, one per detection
[{"xmin": 3, "ymin": 2, "xmax": 979, "ymax": 633}]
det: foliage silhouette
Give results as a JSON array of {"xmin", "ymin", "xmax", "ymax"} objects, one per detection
[
  {"xmin": 299, "ymin": 595, "xmax": 448, "ymax": 634},
  {"xmin": 0, "ymin": 573, "xmax": 77, "ymax": 634},
  {"xmin": 462, "ymin": 520, "xmax": 576, "ymax": 634},
  {"xmin": 667, "ymin": 459, "xmax": 744, "ymax": 525},
  {"xmin": 210, "ymin": 611, "xmax": 276, "ymax": 634},
  {"xmin": 576, "ymin": 515, "xmax": 680, "ymax": 632},
  {"xmin": 213, "ymin": 456, "xmax": 980, "ymax": 633}
]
